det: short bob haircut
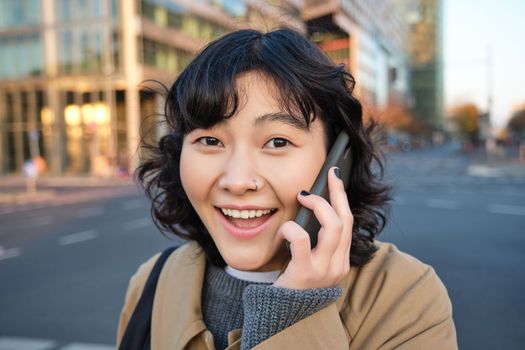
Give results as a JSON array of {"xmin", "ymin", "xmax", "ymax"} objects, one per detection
[{"xmin": 137, "ymin": 28, "xmax": 391, "ymax": 268}]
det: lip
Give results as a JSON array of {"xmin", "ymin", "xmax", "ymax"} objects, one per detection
[
  {"xmin": 215, "ymin": 207, "xmax": 277, "ymax": 239},
  {"xmin": 215, "ymin": 204, "xmax": 277, "ymax": 210}
]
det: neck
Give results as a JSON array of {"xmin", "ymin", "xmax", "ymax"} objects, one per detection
[{"xmin": 225, "ymin": 265, "xmax": 281, "ymax": 283}]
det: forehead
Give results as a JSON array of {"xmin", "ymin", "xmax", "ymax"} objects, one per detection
[
  {"xmin": 224, "ymin": 72, "xmax": 310, "ymax": 131},
  {"xmin": 235, "ymin": 72, "xmax": 280, "ymax": 109}
]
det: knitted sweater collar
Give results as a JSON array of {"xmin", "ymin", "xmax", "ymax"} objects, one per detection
[{"xmin": 205, "ymin": 264, "xmax": 271, "ymax": 302}]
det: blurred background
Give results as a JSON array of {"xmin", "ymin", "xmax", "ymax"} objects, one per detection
[{"xmin": 0, "ymin": 0, "xmax": 523, "ymax": 349}]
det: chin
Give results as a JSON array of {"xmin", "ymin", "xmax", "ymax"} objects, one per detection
[
  {"xmin": 224, "ymin": 253, "xmax": 269, "ymax": 271},
  {"xmin": 219, "ymin": 247, "xmax": 273, "ymax": 271}
]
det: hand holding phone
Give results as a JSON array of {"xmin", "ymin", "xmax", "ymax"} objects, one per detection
[
  {"xmin": 289, "ymin": 131, "xmax": 351, "ymax": 249},
  {"xmin": 274, "ymin": 132, "xmax": 353, "ymax": 289}
]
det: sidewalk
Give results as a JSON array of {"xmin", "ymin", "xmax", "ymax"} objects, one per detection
[
  {"xmin": 0, "ymin": 175, "xmax": 138, "ymax": 205},
  {"xmin": 0, "ymin": 175, "xmax": 134, "ymax": 188},
  {"xmin": 466, "ymin": 147, "xmax": 525, "ymax": 178}
]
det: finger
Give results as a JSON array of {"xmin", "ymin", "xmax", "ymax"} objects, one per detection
[
  {"xmin": 328, "ymin": 167, "xmax": 353, "ymax": 272},
  {"xmin": 297, "ymin": 190, "xmax": 343, "ymax": 259},
  {"xmin": 344, "ymin": 234, "xmax": 352, "ymax": 267},
  {"xmin": 278, "ymin": 221, "xmax": 313, "ymax": 268},
  {"xmin": 328, "ymin": 167, "xmax": 353, "ymax": 221},
  {"xmin": 331, "ymin": 228, "xmax": 352, "ymax": 277}
]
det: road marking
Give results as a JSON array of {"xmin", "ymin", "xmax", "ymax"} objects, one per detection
[
  {"xmin": 74, "ymin": 207, "xmax": 104, "ymax": 219},
  {"xmin": 124, "ymin": 217, "xmax": 152, "ymax": 230},
  {"xmin": 0, "ymin": 336, "xmax": 56, "ymax": 350},
  {"xmin": 467, "ymin": 165, "xmax": 503, "ymax": 177},
  {"xmin": 426, "ymin": 199, "xmax": 459, "ymax": 210},
  {"xmin": 0, "ymin": 246, "xmax": 21, "ymax": 261},
  {"xmin": 122, "ymin": 199, "xmax": 145, "ymax": 210},
  {"xmin": 59, "ymin": 343, "xmax": 114, "ymax": 350},
  {"xmin": 21, "ymin": 216, "xmax": 53, "ymax": 229},
  {"xmin": 488, "ymin": 204, "xmax": 525, "ymax": 216},
  {"xmin": 58, "ymin": 230, "xmax": 99, "ymax": 246}
]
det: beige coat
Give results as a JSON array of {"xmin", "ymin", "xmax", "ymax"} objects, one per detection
[{"xmin": 117, "ymin": 241, "xmax": 457, "ymax": 349}]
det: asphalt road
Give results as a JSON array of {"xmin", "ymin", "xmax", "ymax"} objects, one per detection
[
  {"xmin": 383, "ymin": 148, "xmax": 525, "ymax": 350},
  {"xmin": 0, "ymin": 146, "xmax": 524, "ymax": 349}
]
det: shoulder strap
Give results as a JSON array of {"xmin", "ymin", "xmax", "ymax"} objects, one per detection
[{"xmin": 119, "ymin": 246, "xmax": 180, "ymax": 350}]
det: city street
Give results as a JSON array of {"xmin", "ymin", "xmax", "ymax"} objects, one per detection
[
  {"xmin": 383, "ymin": 146, "xmax": 525, "ymax": 350},
  {"xmin": 1, "ymin": 146, "xmax": 524, "ymax": 350}
]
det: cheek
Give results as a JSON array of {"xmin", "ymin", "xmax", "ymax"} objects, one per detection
[
  {"xmin": 263, "ymin": 150, "xmax": 326, "ymax": 211},
  {"xmin": 180, "ymin": 147, "xmax": 211, "ymax": 208}
]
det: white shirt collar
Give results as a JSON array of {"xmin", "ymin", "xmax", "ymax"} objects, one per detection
[{"xmin": 225, "ymin": 265, "xmax": 281, "ymax": 283}]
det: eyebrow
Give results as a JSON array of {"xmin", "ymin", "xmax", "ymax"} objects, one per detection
[{"xmin": 252, "ymin": 112, "xmax": 308, "ymax": 131}]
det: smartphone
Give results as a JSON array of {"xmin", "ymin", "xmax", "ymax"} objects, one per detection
[{"xmin": 288, "ymin": 131, "xmax": 352, "ymax": 250}]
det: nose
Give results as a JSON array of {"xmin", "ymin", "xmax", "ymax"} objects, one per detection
[{"xmin": 218, "ymin": 150, "xmax": 261, "ymax": 195}]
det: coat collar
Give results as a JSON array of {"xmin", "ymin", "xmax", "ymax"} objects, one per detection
[
  {"xmin": 151, "ymin": 241, "xmax": 210, "ymax": 349},
  {"xmin": 150, "ymin": 241, "xmax": 357, "ymax": 349}
]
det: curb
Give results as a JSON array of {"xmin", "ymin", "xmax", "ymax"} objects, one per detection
[
  {"xmin": 0, "ymin": 190, "xmax": 57, "ymax": 205},
  {"xmin": 0, "ymin": 176, "xmax": 134, "ymax": 188}
]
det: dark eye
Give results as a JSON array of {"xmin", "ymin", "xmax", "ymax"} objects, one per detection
[
  {"xmin": 265, "ymin": 138, "xmax": 289, "ymax": 149},
  {"xmin": 197, "ymin": 137, "xmax": 222, "ymax": 146}
]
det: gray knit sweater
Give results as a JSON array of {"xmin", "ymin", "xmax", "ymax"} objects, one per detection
[{"xmin": 202, "ymin": 263, "xmax": 343, "ymax": 350}]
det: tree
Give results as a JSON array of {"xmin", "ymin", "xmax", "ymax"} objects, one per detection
[
  {"xmin": 449, "ymin": 103, "xmax": 480, "ymax": 143},
  {"xmin": 507, "ymin": 108, "xmax": 525, "ymax": 140},
  {"xmin": 380, "ymin": 103, "xmax": 413, "ymax": 131},
  {"xmin": 378, "ymin": 103, "xmax": 430, "ymax": 134}
]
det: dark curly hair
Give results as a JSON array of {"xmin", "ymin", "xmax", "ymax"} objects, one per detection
[{"xmin": 136, "ymin": 28, "xmax": 391, "ymax": 268}]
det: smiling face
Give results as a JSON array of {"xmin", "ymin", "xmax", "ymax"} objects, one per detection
[{"xmin": 180, "ymin": 72, "xmax": 327, "ymax": 272}]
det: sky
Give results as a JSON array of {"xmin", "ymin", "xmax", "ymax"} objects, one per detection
[{"xmin": 444, "ymin": 0, "xmax": 525, "ymax": 128}]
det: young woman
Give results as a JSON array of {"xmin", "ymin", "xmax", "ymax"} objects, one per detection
[{"xmin": 117, "ymin": 28, "xmax": 457, "ymax": 349}]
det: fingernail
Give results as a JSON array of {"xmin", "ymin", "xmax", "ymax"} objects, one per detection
[
  {"xmin": 300, "ymin": 190, "xmax": 311, "ymax": 196},
  {"xmin": 334, "ymin": 167, "xmax": 341, "ymax": 179}
]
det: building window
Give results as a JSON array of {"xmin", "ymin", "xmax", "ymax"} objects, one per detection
[
  {"xmin": 141, "ymin": 0, "xmax": 226, "ymax": 41},
  {"xmin": 57, "ymin": 27, "xmax": 105, "ymax": 75},
  {"xmin": 111, "ymin": 0, "xmax": 119, "ymax": 22},
  {"xmin": 58, "ymin": 30, "xmax": 74, "ymax": 73},
  {"xmin": 56, "ymin": 0, "xmax": 106, "ymax": 21},
  {"xmin": 0, "ymin": 34, "xmax": 43, "ymax": 79},
  {"xmin": 167, "ymin": 10, "xmax": 183, "ymax": 29},
  {"xmin": 0, "ymin": 0, "xmax": 41, "ymax": 28},
  {"xmin": 0, "ymin": 38, "xmax": 8, "ymax": 79},
  {"xmin": 140, "ymin": 37, "xmax": 193, "ymax": 74},
  {"xmin": 112, "ymin": 31, "xmax": 121, "ymax": 71},
  {"xmin": 220, "ymin": 0, "xmax": 247, "ymax": 18}
]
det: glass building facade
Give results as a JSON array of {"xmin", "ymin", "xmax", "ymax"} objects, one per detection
[
  {"xmin": 304, "ymin": 0, "xmax": 410, "ymax": 113},
  {"xmin": 0, "ymin": 0, "xmax": 121, "ymax": 175},
  {"xmin": 390, "ymin": 0, "xmax": 444, "ymax": 127},
  {"xmin": 0, "ymin": 0, "xmax": 303, "ymax": 175}
]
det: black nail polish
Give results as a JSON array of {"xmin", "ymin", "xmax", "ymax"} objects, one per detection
[
  {"xmin": 300, "ymin": 190, "xmax": 311, "ymax": 196},
  {"xmin": 334, "ymin": 167, "xmax": 341, "ymax": 179}
]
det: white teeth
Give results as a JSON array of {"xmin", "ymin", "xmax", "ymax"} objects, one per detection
[{"xmin": 220, "ymin": 208, "xmax": 273, "ymax": 219}]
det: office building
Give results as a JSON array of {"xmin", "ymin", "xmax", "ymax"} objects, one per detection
[
  {"xmin": 0, "ymin": 0, "xmax": 304, "ymax": 175},
  {"xmin": 390, "ymin": 0, "xmax": 444, "ymax": 127},
  {"xmin": 303, "ymin": 0, "xmax": 411, "ymax": 113}
]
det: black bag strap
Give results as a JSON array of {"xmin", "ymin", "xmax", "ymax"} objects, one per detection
[{"xmin": 119, "ymin": 246, "xmax": 179, "ymax": 350}]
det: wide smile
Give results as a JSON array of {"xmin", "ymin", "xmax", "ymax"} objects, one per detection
[{"xmin": 214, "ymin": 206, "xmax": 278, "ymax": 239}]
